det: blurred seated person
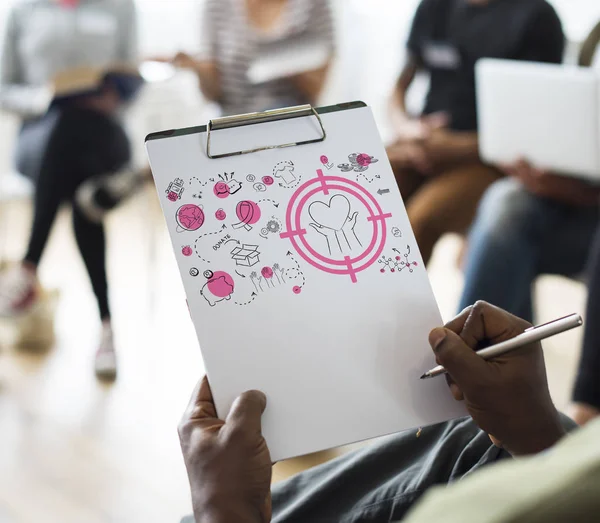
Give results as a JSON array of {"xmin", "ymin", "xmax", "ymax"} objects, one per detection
[
  {"xmin": 178, "ymin": 303, "xmax": 596, "ymax": 523},
  {"xmin": 0, "ymin": 0, "xmax": 140, "ymax": 379},
  {"xmin": 571, "ymin": 225, "xmax": 600, "ymax": 426},
  {"xmin": 169, "ymin": 0, "xmax": 335, "ymax": 116},
  {"xmin": 459, "ymin": 21, "xmax": 600, "ymax": 425},
  {"xmin": 387, "ymin": 0, "xmax": 565, "ymax": 264}
]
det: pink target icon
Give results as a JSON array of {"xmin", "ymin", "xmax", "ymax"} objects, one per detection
[{"xmin": 280, "ymin": 169, "xmax": 392, "ymax": 283}]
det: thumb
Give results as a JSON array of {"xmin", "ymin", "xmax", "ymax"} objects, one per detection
[
  {"xmin": 226, "ymin": 390, "xmax": 267, "ymax": 434},
  {"xmin": 423, "ymin": 111, "xmax": 449, "ymax": 131},
  {"xmin": 429, "ymin": 328, "xmax": 488, "ymax": 389}
]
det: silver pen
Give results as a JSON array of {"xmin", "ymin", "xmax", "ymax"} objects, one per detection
[{"xmin": 420, "ymin": 313, "xmax": 583, "ymax": 380}]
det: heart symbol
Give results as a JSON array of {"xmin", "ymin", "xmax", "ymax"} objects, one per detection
[{"xmin": 309, "ymin": 195, "xmax": 351, "ymax": 231}]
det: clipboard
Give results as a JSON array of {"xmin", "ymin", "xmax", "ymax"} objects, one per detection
[{"xmin": 146, "ymin": 102, "xmax": 466, "ymax": 461}]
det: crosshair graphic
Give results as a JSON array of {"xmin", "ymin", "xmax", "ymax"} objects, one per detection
[{"xmin": 280, "ymin": 169, "xmax": 392, "ymax": 283}]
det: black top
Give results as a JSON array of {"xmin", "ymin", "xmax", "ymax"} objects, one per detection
[{"xmin": 407, "ymin": 0, "xmax": 565, "ymax": 131}]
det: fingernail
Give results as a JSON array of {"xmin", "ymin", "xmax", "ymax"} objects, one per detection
[{"xmin": 429, "ymin": 328, "xmax": 447, "ymax": 352}]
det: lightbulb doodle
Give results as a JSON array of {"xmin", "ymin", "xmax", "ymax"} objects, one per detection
[{"xmin": 280, "ymin": 169, "xmax": 392, "ymax": 283}]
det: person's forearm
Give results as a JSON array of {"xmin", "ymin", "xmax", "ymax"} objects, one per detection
[
  {"xmin": 195, "ymin": 499, "xmax": 267, "ymax": 523},
  {"xmin": 0, "ymin": 84, "xmax": 52, "ymax": 117},
  {"xmin": 450, "ymin": 132, "xmax": 480, "ymax": 162},
  {"xmin": 539, "ymin": 176, "xmax": 600, "ymax": 206},
  {"xmin": 193, "ymin": 62, "xmax": 222, "ymax": 103},
  {"xmin": 289, "ymin": 64, "xmax": 330, "ymax": 105}
]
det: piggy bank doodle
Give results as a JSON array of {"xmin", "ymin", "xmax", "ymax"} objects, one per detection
[{"xmin": 200, "ymin": 271, "xmax": 235, "ymax": 307}]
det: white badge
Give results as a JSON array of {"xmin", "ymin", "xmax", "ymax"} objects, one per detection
[
  {"xmin": 423, "ymin": 42, "xmax": 461, "ymax": 70},
  {"xmin": 77, "ymin": 10, "xmax": 117, "ymax": 36}
]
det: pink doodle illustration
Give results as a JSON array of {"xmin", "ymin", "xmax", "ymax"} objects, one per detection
[
  {"xmin": 273, "ymin": 160, "xmax": 299, "ymax": 187},
  {"xmin": 166, "ymin": 178, "xmax": 185, "ymax": 202},
  {"xmin": 293, "ymin": 286, "xmax": 302, "ymax": 294},
  {"xmin": 320, "ymin": 155, "xmax": 334, "ymax": 170},
  {"xmin": 233, "ymin": 200, "xmax": 261, "ymax": 231},
  {"xmin": 280, "ymin": 169, "xmax": 392, "ymax": 283},
  {"xmin": 262, "ymin": 176, "xmax": 274, "ymax": 186},
  {"xmin": 261, "ymin": 266, "xmax": 274, "ymax": 279},
  {"xmin": 213, "ymin": 172, "xmax": 242, "ymax": 199},
  {"xmin": 214, "ymin": 181, "xmax": 230, "ymax": 199},
  {"xmin": 215, "ymin": 208, "xmax": 227, "ymax": 221},
  {"xmin": 378, "ymin": 246, "xmax": 419, "ymax": 274},
  {"xmin": 200, "ymin": 270, "xmax": 235, "ymax": 306},
  {"xmin": 338, "ymin": 153, "xmax": 379, "ymax": 173},
  {"xmin": 249, "ymin": 263, "xmax": 286, "ymax": 292},
  {"xmin": 182, "ymin": 245, "xmax": 193, "ymax": 257},
  {"xmin": 308, "ymin": 194, "xmax": 362, "ymax": 255},
  {"xmin": 176, "ymin": 204, "xmax": 205, "ymax": 232}
]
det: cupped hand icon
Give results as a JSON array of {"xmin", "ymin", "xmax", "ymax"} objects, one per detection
[{"xmin": 310, "ymin": 211, "xmax": 361, "ymax": 255}]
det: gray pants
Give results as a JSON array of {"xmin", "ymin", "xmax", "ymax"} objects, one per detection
[{"xmin": 182, "ymin": 416, "xmax": 575, "ymax": 522}]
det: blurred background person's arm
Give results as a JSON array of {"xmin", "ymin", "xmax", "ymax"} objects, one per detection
[
  {"xmin": 287, "ymin": 0, "xmax": 335, "ymax": 105},
  {"xmin": 0, "ymin": 5, "xmax": 52, "ymax": 118},
  {"xmin": 171, "ymin": 0, "xmax": 222, "ymax": 103}
]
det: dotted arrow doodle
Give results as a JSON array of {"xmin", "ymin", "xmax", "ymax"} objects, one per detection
[
  {"xmin": 285, "ymin": 251, "xmax": 306, "ymax": 290},
  {"xmin": 356, "ymin": 173, "xmax": 381, "ymax": 184},
  {"xmin": 235, "ymin": 292, "xmax": 257, "ymax": 306},
  {"xmin": 189, "ymin": 176, "xmax": 209, "ymax": 187},
  {"xmin": 258, "ymin": 199, "xmax": 280, "ymax": 208},
  {"xmin": 194, "ymin": 224, "xmax": 227, "ymax": 263}
]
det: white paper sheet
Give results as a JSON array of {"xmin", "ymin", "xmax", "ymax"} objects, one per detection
[{"xmin": 146, "ymin": 105, "xmax": 466, "ymax": 461}]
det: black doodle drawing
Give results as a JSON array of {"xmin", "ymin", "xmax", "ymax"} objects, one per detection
[
  {"xmin": 248, "ymin": 264, "xmax": 286, "ymax": 293},
  {"xmin": 189, "ymin": 176, "xmax": 209, "ymax": 187},
  {"xmin": 235, "ymin": 270, "xmax": 246, "ymax": 278},
  {"xmin": 254, "ymin": 182, "xmax": 267, "ymax": 192},
  {"xmin": 260, "ymin": 217, "xmax": 283, "ymax": 239},
  {"xmin": 235, "ymin": 293, "xmax": 258, "ymax": 306},
  {"xmin": 246, "ymin": 174, "xmax": 256, "ymax": 182},
  {"xmin": 230, "ymin": 244, "xmax": 260, "ymax": 268},
  {"xmin": 200, "ymin": 272, "xmax": 235, "ymax": 307},
  {"xmin": 338, "ymin": 153, "xmax": 379, "ymax": 173},
  {"xmin": 286, "ymin": 251, "xmax": 306, "ymax": 294},
  {"xmin": 378, "ymin": 245, "xmax": 419, "ymax": 274},
  {"xmin": 166, "ymin": 178, "xmax": 185, "ymax": 202},
  {"xmin": 308, "ymin": 194, "xmax": 362, "ymax": 255},
  {"xmin": 194, "ymin": 224, "xmax": 228, "ymax": 263},
  {"xmin": 258, "ymin": 198, "xmax": 280, "ymax": 208},
  {"xmin": 190, "ymin": 268, "xmax": 200, "ymax": 277},
  {"xmin": 218, "ymin": 172, "xmax": 242, "ymax": 195},
  {"xmin": 192, "ymin": 193, "xmax": 202, "ymax": 199},
  {"xmin": 391, "ymin": 227, "xmax": 402, "ymax": 238},
  {"xmin": 274, "ymin": 160, "xmax": 301, "ymax": 188},
  {"xmin": 356, "ymin": 173, "xmax": 381, "ymax": 184},
  {"xmin": 377, "ymin": 188, "xmax": 390, "ymax": 195}
]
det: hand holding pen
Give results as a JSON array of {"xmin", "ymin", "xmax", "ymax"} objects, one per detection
[{"xmin": 425, "ymin": 302, "xmax": 573, "ymax": 456}]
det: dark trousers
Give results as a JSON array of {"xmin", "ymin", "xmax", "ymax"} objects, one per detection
[
  {"xmin": 182, "ymin": 415, "xmax": 575, "ymax": 523},
  {"xmin": 17, "ymin": 106, "xmax": 131, "ymax": 319},
  {"xmin": 574, "ymin": 225, "xmax": 600, "ymax": 409}
]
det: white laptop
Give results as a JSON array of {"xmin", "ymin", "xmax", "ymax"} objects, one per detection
[{"xmin": 476, "ymin": 58, "xmax": 600, "ymax": 181}]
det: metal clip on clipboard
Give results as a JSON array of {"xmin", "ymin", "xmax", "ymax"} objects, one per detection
[{"xmin": 206, "ymin": 104, "xmax": 327, "ymax": 159}]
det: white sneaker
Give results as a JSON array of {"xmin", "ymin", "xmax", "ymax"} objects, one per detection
[
  {"xmin": 95, "ymin": 324, "xmax": 117, "ymax": 380},
  {"xmin": 0, "ymin": 267, "xmax": 39, "ymax": 317}
]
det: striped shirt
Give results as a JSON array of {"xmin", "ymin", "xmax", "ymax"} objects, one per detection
[
  {"xmin": 199, "ymin": 0, "xmax": 335, "ymax": 116},
  {"xmin": 0, "ymin": 0, "xmax": 137, "ymax": 116}
]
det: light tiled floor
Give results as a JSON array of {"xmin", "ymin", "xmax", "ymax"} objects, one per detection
[{"xmin": 0, "ymin": 186, "xmax": 587, "ymax": 522}]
